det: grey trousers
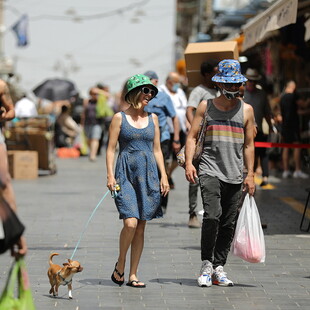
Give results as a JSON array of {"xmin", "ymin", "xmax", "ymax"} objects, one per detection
[
  {"xmin": 199, "ymin": 174, "xmax": 242, "ymax": 267},
  {"xmin": 189, "ymin": 182, "xmax": 199, "ymax": 215}
]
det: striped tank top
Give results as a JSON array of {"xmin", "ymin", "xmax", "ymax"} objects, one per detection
[{"xmin": 199, "ymin": 99, "xmax": 244, "ymax": 184}]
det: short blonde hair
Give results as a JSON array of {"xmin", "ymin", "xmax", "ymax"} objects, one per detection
[{"xmin": 126, "ymin": 87, "xmax": 142, "ymax": 109}]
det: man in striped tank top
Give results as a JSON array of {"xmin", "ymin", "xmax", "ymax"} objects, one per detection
[{"xmin": 185, "ymin": 59, "xmax": 255, "ymax": 287}]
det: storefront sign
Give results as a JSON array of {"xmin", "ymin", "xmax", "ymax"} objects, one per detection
[{"xmin": 242, "ymin": 0, "xmax": 298, "ymax": 51}]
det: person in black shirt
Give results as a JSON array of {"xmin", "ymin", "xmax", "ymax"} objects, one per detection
[{"xmin": 280, "ymin": 80, "xmax": 308, "ymax": 179}]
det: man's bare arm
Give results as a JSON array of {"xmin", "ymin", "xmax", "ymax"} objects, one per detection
[{"xmin": 243, "ymin": 103, "xmax": 255, "ymax": 195}]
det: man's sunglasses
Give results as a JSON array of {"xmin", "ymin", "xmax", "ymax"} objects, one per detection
[
  {"xmin": 141, "ymin": 87, "xmax": 156, "ymax": 97},
  {"xmin": 224, "ymin": 82, "xmax": 243, "ymax": 88}
]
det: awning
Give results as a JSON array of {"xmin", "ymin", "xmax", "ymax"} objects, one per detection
[{"xmin": 242, "ymin": 0, "xmax": 298, "ymax": 51}]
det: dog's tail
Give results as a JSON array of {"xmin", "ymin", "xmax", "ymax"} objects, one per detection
[{"xmin": 49, "ymin": 253, "xmax": 59, "ymax": 266}]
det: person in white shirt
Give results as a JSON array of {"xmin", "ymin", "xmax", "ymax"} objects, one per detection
[
  {"xmin": 14, "ymin": 94, "xmax": 38, "ymax": 118},
  {"xmin": 159, "ymin": 72, "xmax": 188, "ymax": 189}
]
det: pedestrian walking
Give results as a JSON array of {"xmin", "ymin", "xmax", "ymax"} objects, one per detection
[
  {"xmin": 280, "ymin": 80, "xmax": 309, "ymax": 179},
  {"xmin": 186, "ymin": 60, "xmax": 218, "ymax": 228},
  {"xmin": 143, "ymin": 70, "xmax": 181, "ymax": 214},
  {"xmin": 243, "ymin": 68, "xmax": 274, "ymax": 186},
  {"xmin": 0, "ymin": 79, "xmax": 27, "ymax": 258},
  {"xmin": 159, "ymin": 72, "xmax": 188, "ymax": 189},
  {"xmin": 82, "ymin": 88, "xmax": 106, "ymax": 162},
  {"xmin": 185, "ymin": 59, "xmax": 255, "ymax": 287},
  {"xmin": 106, "ymin": 74, "xmax": 169, "ymax": 288},
  {"xmin": 96, "ymin": 83, "xmax": 115, "ymax": 154}
]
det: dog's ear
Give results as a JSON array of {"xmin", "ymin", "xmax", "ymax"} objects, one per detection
[
  {"xmin": 68, "ymin": 259, "xmax": 72, "ymax": 263},
  {"xmin": 63, "ymin": 263, "xmax": 70, "ymax": 266}
]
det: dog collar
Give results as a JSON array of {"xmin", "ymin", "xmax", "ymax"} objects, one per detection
[{"xmin": 57, "ymin": 271, "xmax": 72, "ymax": 286}]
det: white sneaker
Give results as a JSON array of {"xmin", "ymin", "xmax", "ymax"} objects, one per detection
[
  {"xmin": 282, "ymin": 170, "xmax": 292, "ymax": 179},
  {"xmin": 197, "ymin": 260, "xmax": 213, "ymax": 287},
  {"xmin": 293, "ymin": 170, "xmax": 309, "ymax": 179},
  {"xmin": 198, "ymin": 209, "xmax": 204, "ymax": 216},
  {"xmin": 212, "ymin": 266, "xmax": 234, "ymax": 286}
]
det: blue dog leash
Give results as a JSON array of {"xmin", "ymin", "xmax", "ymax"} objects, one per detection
[
  {"xmin": 70, "ymin": 185, "xmax": 120, "ymax": 260},
  {"xmin": 71, "ymin": 190, "xmax": 110, "ymax": 260}
]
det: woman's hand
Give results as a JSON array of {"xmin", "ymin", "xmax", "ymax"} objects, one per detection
[
  {"xmin": 160, "ymin": 176, "xmax": 170, "ymax": 197},
  {"xmin": 107, "ymin": 176, "xmax": 117, "ymax": 192}
]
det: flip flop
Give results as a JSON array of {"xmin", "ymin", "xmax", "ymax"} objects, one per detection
[
  {"xmin": 111, "ymin": 262, "xmax": 124, "ymax": 286},
  {"xmin": 126, "ymin": 280, "xmax": 146, "ymax": 288}
]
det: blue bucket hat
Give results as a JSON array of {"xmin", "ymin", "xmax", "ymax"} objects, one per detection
[{"xmin": 212, "ymin": 59, "xmax": 247, "ymax": 83}]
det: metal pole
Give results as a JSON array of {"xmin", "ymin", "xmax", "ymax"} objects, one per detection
[
  {"xmin": 206, "ymin": 0, "xmax": 213, "ymax": 33},
  {"xmin": 197, "ymin": 0, "xmax": 207, "ymax": 34},
  {"xmin": 0, "ymin": 0, "xmax": 4, "ymax": 61}
]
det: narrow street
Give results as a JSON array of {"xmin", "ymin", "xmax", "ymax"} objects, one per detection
[{"xmin": 1, "ymin": 153, "xmax": 309, "ymax": 309}]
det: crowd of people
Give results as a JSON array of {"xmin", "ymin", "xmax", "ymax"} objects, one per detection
[
  {"xmin": 5, "ymin": 61, "xmax": 309, "ymax": 182},
  {"xmin": 1, "ymin": 57, "xmax": 309, "ymax": 289}
]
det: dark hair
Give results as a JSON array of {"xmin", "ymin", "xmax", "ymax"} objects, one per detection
[
  {"xmin": 61, "ymin": 105, "xmax": 69, "ymax": 113},
  {"xmin": 200, "ymin": 59, "xmax": 218, "ymax": 76}
]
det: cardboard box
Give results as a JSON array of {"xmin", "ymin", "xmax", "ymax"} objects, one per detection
[
  {"xmin": 14, "ymin": 117, "xmax": 50, "ymax": 130},
  {"xmin": 8, "ymin": 151, "xmax": 38, "ymax": 180},
  {"xmin": 6, "ymin": 128, "xmax": 55, "ymax": 171},
  {"xmin": 184, "ymin": 41, "xmax": 239, "ymax": 87}
]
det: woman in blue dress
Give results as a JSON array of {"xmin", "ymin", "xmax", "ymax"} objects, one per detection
[{"xmin": 106, "ymin": 74, "xmax": 169, "ymax": 288}]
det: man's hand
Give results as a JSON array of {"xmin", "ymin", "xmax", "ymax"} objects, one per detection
[
  {"xmin": 0, "ymin": 107, "xmax": 6, "ymax": 122},
  {"xmin": 185, "ymin": 163, "xmax": 198, "ymax": 184},
  {"xmin": 172, "ymin": 141, "xmax": 181, "ymax": 153},
  {"xmin": 11, "ymin": 236, "xmax": 27, "ymax": 259},
  {"xmin": 243, "ymin": 175, "xmax": 255, "ymax": 196}
]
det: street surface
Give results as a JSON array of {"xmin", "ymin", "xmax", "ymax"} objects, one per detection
[{"xmin": 0, "ymin": 153, "xmax": 309, "ymax": 310}]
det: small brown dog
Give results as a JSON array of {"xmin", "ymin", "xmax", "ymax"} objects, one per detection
[{"xmin": 47, "ymin": 253, "xmax": 83, "ymax": 299}]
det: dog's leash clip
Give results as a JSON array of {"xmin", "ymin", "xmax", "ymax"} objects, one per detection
[{"xmin": 111, "ymin": 184, "xmax": 121, "ymax": 199}]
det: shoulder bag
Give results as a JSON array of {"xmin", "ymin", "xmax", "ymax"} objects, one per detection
[
  {"xmin": 176, "ymin": 100, "xmax": 209, "ymax": 169},
  {"xmin": 0, "ymin": 197, "xmax": 25, "ymax": 254},
  {"xmin": 0, "ymin": 258, "xmax": 36, "ymax": 309}
]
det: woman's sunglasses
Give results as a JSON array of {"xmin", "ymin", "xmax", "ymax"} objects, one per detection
[{"xmin": 141, "ymin": 87, "xmax": 156, "ymax": 97}]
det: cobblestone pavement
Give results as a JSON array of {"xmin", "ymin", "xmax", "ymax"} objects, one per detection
[{"xmin": 0, "ymin": 154, "xmax": 309, "ymax": 310}]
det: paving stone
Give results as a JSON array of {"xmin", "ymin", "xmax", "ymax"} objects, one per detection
[{"xmin": 0, "ymin": 155, "xmax": 309, "ymax": 310}]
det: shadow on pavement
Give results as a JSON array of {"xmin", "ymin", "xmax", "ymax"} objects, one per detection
[
  {"xmin": 28, "ymin": 247, "xmax": 78, "ymax": 251},
  {"xmin": 78, "ymin": 278, "xmax": 116, "ymax": 286},
  {"xmin": 148, "ymin": 221, "xmax": 188, "ymax": 228},
  {"xmin": 233, "ymin": 283, "xmax": 257, "ymax": 288},
  {"xmin": 179, "ymin": 246, "xmax": 200, "ymax": 251},
  {"xmin": 42, "ymin": 294, "xmax": 71, "ymax": 300},
  {"xmin": 149, "ymin": 278, "xmax": 197, "ymax": 286}
]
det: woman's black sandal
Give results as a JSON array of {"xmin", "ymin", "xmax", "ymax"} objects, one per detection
[
  {"xmin": 111, "ymin": 262, "xmax": 124, "ymax": 286},
  {"xmin": 126, "ymin": 280, "xmax": 146, "ymax": 288}
]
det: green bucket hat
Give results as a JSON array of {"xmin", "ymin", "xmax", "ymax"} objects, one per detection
[{"xmin": 125, "ymin": 74, "xmax": 158, "ymax": 101}]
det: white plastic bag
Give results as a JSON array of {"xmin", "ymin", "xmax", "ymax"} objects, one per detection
[{"xmin": 231, "ymin": 194, "xmax": 265, "ymax": 263}]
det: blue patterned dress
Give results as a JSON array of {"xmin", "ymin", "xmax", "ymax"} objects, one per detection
[{"xmin": 114, "ymin": 112, "xmax": 163, "ymax": 220}]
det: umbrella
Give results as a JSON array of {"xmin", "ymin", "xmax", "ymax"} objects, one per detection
[{"xmin": 33, "ymin": 78, "xmax": 78, "ymax": 101}]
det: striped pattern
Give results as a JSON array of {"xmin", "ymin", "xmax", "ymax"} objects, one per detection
[{"xmin": 205, "ymin": 120, "xmax": 244, "ymax": 144}]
